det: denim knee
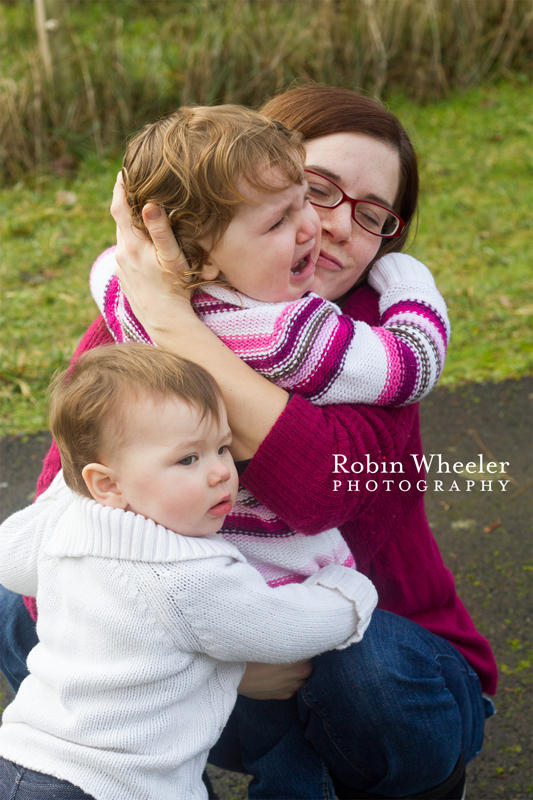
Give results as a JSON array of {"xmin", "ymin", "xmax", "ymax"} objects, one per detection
[
  {"xmin": 297, "ymin": 610, "xmax": 487, "ymax": 795},
  {"xmin": 0, "ymin": 585, "xmax": 37, "ymax": 693},
  {"xmin": 0, "ymin": 758, "xmax": 95, "ymax": 799}
]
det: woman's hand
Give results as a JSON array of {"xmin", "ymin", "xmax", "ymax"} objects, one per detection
[
  {"xmin": 237, "ymin": 660, "xmax": 313, "ymax": 700},
  {"xmin": 110, "ymin": 173, "xmax": 194, "ymax": 337}
]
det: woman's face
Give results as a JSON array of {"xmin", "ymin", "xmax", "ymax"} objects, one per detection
[{"xmin": 304, "ymin": 132, "xmax": 401, "ymax": 302}]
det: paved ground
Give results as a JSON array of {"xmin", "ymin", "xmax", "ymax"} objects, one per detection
[{"xmin": 0, "ymin": 377, "xmax": 531, "ymax": 799}]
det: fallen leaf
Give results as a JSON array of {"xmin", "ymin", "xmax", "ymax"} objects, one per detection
[
  {"xmin": 17, "ymin": 379, "xmax": 32, "ymax": 397},
  {"xmin": 50, "ymin": 155, "xmax": 76, "ymax": 176},
  {"xmin": 55, "ymin": 191, "xmax": 78, "ymax": 206},
  {"xmin": 451, "ymin": 519, "xmax": 476, "ymax": 530},
  {"xmin": 19, "ymin": 271, "xmax": 44, "ymax": 285}
]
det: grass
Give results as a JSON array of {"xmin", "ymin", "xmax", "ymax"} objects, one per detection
[
  {"xmin": 401, "ymin": 79, "xmax": 533, "ymax": 385},
  {"xmin": 1, "ymin": 158, "xmax": 119, "ymax": 435},
  {"xmin": 1, "ymin": 79, "xmax": 532, "ymax": 436},
  {"xmin": 1, "ymin": 0, "xmax": 531, "ymax": 182}
]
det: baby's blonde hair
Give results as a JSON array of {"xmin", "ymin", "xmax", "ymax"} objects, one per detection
[
  {"xmin": 49, "ymin": 344, "xmax": 223, "ymax": 498},
  {"xmin": 122, "ymin": 104, "xmax": 306, "ymax": 290}
]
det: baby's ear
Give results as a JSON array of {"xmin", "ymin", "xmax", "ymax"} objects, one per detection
[{"xmin": 82, "ymin": 463, "xmax": 128, "ymax": 509}]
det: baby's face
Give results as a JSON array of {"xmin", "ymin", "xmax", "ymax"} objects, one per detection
[
  {"xmin": 201, "ymin": 167, "xmax": 321, "ymax": 303},
  {"xmin": 110, "ymin": 394, "xmax": 238, "ymax": 537}
]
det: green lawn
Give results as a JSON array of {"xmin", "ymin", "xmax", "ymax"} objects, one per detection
[
  {"xmin": 400, "ymin": 80, "xmax": 532, "ymax": 385},
  {"xmin": 1, "ymin": 80, "xmax": 531, "ymax": 436}
]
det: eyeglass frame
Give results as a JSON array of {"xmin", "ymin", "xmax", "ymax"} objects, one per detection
[{"xmin": 304, "ymin": 170, "xmax": 406, "ymax": 239}]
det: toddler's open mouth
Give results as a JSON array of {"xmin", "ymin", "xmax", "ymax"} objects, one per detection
[
  {"xmin": 291, "ymin": 251, "xmax": 315, "ymax": 278},
  {"xmin": 291, "ymin": 255, "xmax": 309, "ymax": 275}
]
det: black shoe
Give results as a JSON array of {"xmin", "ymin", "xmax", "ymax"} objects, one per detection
[{"xmin": 332, "ymin": 752, "xmax": 466, "ymax": 799}]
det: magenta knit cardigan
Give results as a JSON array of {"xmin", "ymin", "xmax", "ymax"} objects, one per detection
[{"xmin": 30, "ymin": 284, "xmax": 497, "ymax": 694}]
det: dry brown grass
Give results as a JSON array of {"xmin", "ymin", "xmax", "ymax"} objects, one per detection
[{"xmin": 1, "ymin": 0, "xmax": 531, "ymax": 182}]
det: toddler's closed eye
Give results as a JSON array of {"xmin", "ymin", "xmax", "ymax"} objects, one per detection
[{"xmin": 269, "ymin": 217, "xmax": 285, "ymax": 231}]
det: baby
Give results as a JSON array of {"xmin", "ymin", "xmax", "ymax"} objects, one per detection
[
  {"xmin": 91, "ymin": 105, "xmax": 450, "ymax": 588},
  {"xmin": 0, "ymin": 344, "xmax": 377, "ymax": 800}
]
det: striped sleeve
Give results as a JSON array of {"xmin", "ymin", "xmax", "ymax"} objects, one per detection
[
  {"xmin": 195, "ymin": 252, "xmax": 449, "ymax": 407},
  {"xmin": 366, "ymin": 253, "xmax": 450, "ymax": 405},
  {"xmin": 90, "ymin": 246, "xmax": 155, "ymax": 346},
  {"xmin": 90, "ymin": 248, "xmax": 449, "ymax": 408},
  {"xmin": 305, "ymin": 252, "xmax": 450, "ymax": 406}
]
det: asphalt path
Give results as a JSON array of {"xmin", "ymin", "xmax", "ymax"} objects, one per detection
[{"xmin": 1, "ymin": 377, "xmax": 531, "ymax": 799}]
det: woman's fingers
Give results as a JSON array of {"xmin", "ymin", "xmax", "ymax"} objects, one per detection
[
  {"xmin": 141, "ymin": 204, "xmax": 194, "ymax": 299},
  {"xmin": 111, "ymin": 171, "xmax": 181, "ymax": 268},
  {"xmin": 142, "ymin": 203, "xmax": 181, "ymax": 265},
  {"xmin": 110, "ymin": 171, "xmax": 147, "ymax": 239},
  {"xmin": 110, "ymin": 171, "xmax": 194, "ymax": 329}
]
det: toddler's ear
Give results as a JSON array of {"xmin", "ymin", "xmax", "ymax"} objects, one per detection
[
  {"xmin": 200, "ymin": 257, "xmax": 221, "ymax": 283},
  {"xmin": 82, "ymin": 463, "xmax": 128, "ymax": 510}
]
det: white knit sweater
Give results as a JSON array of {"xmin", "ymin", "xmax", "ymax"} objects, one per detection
[{"xmin": 0, "ymin": 474, "xmax": 377, "ymax": 800}]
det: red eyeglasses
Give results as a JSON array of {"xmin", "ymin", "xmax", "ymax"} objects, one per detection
[{"xmin": 305, "ymin": 170, "xmax": 405, "ymax": 238}]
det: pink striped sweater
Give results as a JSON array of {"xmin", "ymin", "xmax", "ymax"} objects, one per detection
[{"xmin": 90, "ymin": 249, "xmax": 450, "ymax": 588}]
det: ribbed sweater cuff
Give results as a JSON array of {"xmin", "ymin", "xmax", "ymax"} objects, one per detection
[
  {"xmin": 368, "ymin": 253, "xmax": 436, "ymax": 294},
  {"xmin": 304, "ymin": 565, "xmax": 378, "ymax": 646}
]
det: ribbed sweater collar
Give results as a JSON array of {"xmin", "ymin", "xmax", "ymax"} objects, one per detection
[{"xmin": 44, "ymin": 497, "xmax": 243, "ymax": 563}]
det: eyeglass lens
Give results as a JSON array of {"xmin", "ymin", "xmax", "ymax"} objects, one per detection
[{"xmin": 306, "ymin": 173, "xmax": 399, "ymax": 237}]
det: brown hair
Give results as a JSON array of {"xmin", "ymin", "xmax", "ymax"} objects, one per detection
[
  {"xmin": 49, "ymin": 343, "xmax": 223, "ymax": 497},
  {"xmin": 122, "ymin": 105, "xmax": 306, "ymax": 290},
  {"xmin": 260, "ymin": 85, "xmax": 419, "ymax": 263}
]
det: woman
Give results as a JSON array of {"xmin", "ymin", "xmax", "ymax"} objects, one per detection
[{"xmin": 1, "ymin": 86, "xmax": 496, "ymax": 799}]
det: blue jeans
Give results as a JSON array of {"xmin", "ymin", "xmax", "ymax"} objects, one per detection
[
  {"xmin": 0, "ymin": 587, "xmax": 38, "ymax": 694},
  {"xmin": 209, "ymin": 609, "xmax": 495, "ymax": 799},
  {"xmin": 0, "ymin": 758, "xmax": 95, "ymax": 799},
  {"xmin": 0, "ymin": 585, "xmax": 495, "ymax": 799}
]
